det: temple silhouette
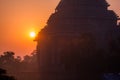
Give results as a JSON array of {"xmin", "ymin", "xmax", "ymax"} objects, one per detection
[{"xmin": 36, "ymin": 0, "xmax": 120, "ymax": 80}]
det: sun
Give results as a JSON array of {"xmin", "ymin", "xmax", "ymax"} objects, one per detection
[{"xmin": 29, "ymin": 31, "xmax": 36, "ymax": 38}]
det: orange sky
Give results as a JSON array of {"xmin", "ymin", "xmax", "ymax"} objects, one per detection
[{"xmin": 0, "ymin": 0, "xmax": 120, "ymax": 57}]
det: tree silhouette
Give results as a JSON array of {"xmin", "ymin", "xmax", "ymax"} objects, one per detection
[
  {"xmin": 0, "ymin": 51, "xmax": 21, "ymax": 65},
  {"xmin": 0, "ymin": 51, "xmax": 39, "ymax": 80},
  {"xmin": 0, "ymin": 68, "xmax": 16, "ymax": 80}
]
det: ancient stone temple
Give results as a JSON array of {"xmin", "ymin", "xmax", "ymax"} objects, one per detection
[{"xmin": 36, "ymin": 0, "xmax": 119, "ymax": 80}]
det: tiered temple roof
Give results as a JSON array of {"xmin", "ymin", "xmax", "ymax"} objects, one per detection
[{"xmin": 40, "ymin": 0, "xmax": 118, "ymax": 35}]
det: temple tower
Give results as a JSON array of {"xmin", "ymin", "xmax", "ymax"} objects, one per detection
[{"xmin": 36, "ymin": 0, "xmax": 119, "ymax": 80}]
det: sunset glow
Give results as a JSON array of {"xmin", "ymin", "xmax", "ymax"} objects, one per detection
[
  {"xmin": 0, "ymin": 0, "xmax": 119, "ymax": 56},
  {"xmin": 30, "ymin": 32, "xmax": 36, "ymax": 38}
]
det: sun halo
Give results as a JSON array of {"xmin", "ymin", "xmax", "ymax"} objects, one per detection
[{"xmin": 29, "ymin": 31, "xmax": 36, "ymax": 38}]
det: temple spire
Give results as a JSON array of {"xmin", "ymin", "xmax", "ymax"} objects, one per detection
[
  {"xmin": 56, "ymin": 0, "xmax": 109, "ymax": 12},
  {"xmin": 37, "ymin": 0, "xmax": 119, "ymax": 80}
]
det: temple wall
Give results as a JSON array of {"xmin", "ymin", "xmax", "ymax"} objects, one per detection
[{"xmin": 36, "ymin": 0, "xmax": 119, "ymax": 80}]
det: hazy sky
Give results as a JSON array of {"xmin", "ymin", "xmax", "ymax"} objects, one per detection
[{"xmin": 0, "ymin": 0, "xmax": 120, "ymax": 57}]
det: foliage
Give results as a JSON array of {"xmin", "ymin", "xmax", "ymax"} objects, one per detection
[
  {"xmin": 0, "ymin": 68, "xmax": 16, "ymax": 80},
  {"xmin": 0, "ymin": 50, "xmax": 39, "ymax": 80}
]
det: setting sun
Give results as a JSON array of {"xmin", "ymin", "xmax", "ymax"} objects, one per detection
[{"xmin": 30, "ymin": 32, "xmax": 36, "ymax": 38}]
